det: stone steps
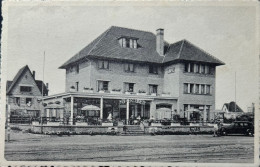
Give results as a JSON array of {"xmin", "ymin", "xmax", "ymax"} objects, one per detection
[{"xmin": 120, "ymin": 126, "xmax": 145, "ymax": 136}]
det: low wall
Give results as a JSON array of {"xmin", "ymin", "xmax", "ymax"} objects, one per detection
[
  {"xmin": 10, "ymin": 124, "xmax": 32, "ymax": 131},
  {"xmin": 145, "ymin": 126, "xmax": 215, "ymax": 134},
  {"xmin": 32, "ymin": 125, "xmax": 115, "ymax": 134},
  {"xmin": 31, "ymin": 125, "xmax": 214, "ymax": 135}
]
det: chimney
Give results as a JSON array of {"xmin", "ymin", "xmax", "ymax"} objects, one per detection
[
  {"xmin": 156, "ymin": 28, "xmax": 164, "ymax": 56},
  {"xmin": 32, "ymin": 71, "xmax": 35, "ymax": 79},
  {"xmin": 46, "ymin": 83, "xmax": 49, "ymax": 89}
]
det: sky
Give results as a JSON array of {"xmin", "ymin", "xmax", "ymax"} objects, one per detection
[{"xmin": 4, "ymin": 2, "xmax": 259, "ymax": 112}]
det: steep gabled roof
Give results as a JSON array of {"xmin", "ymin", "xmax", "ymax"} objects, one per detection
[
  {"xmin": 223, "ymin": 101, "xmax": 244, "ymax": 113},
  {"xmin": 6, "ymin": 65, "xmax": 48, "ymax": 96},
  {"xmin": 6, "ymin": 65, "xmax": 29, "ymax": 94},
  {"xmin": 59, "ymin": 26, "xmax": 224, "ymax": 69}
]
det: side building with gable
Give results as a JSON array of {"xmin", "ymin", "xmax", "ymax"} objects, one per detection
[{"xmin": 6, "ymin": 65, "xmax": 49, "ymax": 122}]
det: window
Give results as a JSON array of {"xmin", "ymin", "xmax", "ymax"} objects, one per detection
[
  {"xmin": 201, "ymin": 85, "xmax": 205, "ymax": 94},
  {"xmin": 209, "ymin": 66, "xmax": 214, "ymax": 75},
  {"xmin": 194, "ymin": 64, "xmax": 199, "ymax": 73},
  {"xmin": 69, "ymin": 67, "xmax": 73, "ymax": 73},
  {"xmin": 124, "ymin": 82, "xmax": 134, "ymax": 92},
  {"xmin": 120, "ymin": 38, "xmax": 138, "ymax": 48},
  {"xmin": 206, "ymin": 85, "xmax": 211, "ymax": 94},
  {"xmin": 20, "ymin": 86, "xmax": 32, "ymax": 92},
  {"xmin": 149, "ymin": 65, "xmax": 158, "ymax": 74},
  {"xmin": 200, "ymin": 64, "xmax": 205, "ymax": 74},
  {"xmin": 184, "ymin": 63, "xmax": 189, "ymax": 72},
  {"xmin": 130, "ymin": 39, "xmax": 133, "ymax": 48},
  {"xmin": 133, "ymin": 40, "xmax": 137, "ymax": 48},
  {"xmin": 184, "ymin": 104, "xmax": 189, "ymax": 111},
  {"xmin": 184, "ymin": 83, "xmax": 188, "ymax": 93},
  {"xmin": 190, "ymin": 63, "xmax": 194, "ymax": 72},
  {"xmin": 149, "ymin": 85, "xmax": 158, "ymax": 94},
  {"xmin": 195, "ymin": 84, "xmax": 199, "ymax": 94},
  {"xmin": 76, "ymin": 64, "xmax": 79, "ymax": 73},
  {"xmin": 98, "ymin": 81, "xmax": 109, "ymax": 91},
  {"xmin": 126, "ymin": 38, "xmax": 130, "ymax": 48},
  {"xmin": 122, "ymin": 38, "xmax": 126, "ymax": 47},
  {"xmin": 26, "ymin": 98, "xmax": 32, "ymax": 106},
  {"xmin": 125, "ymin": 63, "xmax": 135, "ymax": 72},
  {"xmin": 184, "ymin": 63, "xmax": 214, "ymax": 75},
  {"xmin": 76, "ymin": 82, "xmax": 79, "ymax": 91},
  {"xmin": 15, "ymin": 97, "xmax": 20, "ymax": 106},
  {"xmin": 205, "ymin": 65, "xmax": 209, "ymax": 74},
  {"xmin": 183, "ymin": 83, "xmax": 211, "ymax": 95},
  {"xmin": 98, "ymin": 60, "xmax": 109, "ymax": 69},
  {"xmin": 190, "ymin": 84, "xmax": 194, "ymax": 94}
]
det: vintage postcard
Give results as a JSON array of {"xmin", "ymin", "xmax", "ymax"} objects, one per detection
[{"xmin": 0, "ymin": 1, "xmax": 259, "ymax": 167}]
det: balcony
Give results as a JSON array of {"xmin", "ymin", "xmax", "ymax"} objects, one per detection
[{"xmin": 69, "ymin": 89, "xmax": 174, "ymax": 99}]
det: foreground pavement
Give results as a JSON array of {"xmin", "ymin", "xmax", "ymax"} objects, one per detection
[{"xmin": 5, "ymin": 130, "xmax": 254, "ymax": 163}]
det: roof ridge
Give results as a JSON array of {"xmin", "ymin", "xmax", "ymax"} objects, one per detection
[
  {"xmin": 184, "ymin": 39, "xmax": 225, "ymax": 65},
  {"xmin": 110, "ymin": 26, "xmax": 155, "ymax": 35}
]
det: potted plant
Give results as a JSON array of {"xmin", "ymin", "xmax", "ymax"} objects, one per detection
[
  {"xmin": 111, "ymin": 88, "xmax": 121, "ymax": 94},
  {"xmin": 137, "ymin": 90, "xmax": 147, "ymax": 95},
  {"xmin": 83, "ymin": 87, "xmax": 94, "ymax": 93},
  {"xmin": 70, "ymin": 86, "xmax": 75, "ymax": 92},
  {"xmin": 162, "ymin": 91, "xmax": 171, "ymax": 97},
  {"xmin": 99, "ymin": 88, "xmax": 105, "ymax": 93}
]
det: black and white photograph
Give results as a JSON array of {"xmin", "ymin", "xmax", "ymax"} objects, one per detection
[{"xmin": 0, "ymin": 1, "xmax": 259, "ymax": 166}]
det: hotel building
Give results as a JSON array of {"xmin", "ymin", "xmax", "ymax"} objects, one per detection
[{"xmin": 43, "ymin": 26, "xmax": 224, "ymax": 124}]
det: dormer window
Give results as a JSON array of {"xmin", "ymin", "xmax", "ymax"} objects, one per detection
[{"xmin": 119, "ymin": 37, "xmax": 138, "ymax": 49}]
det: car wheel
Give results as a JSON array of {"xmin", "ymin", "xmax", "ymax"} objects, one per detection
[
  {"xmin": 247, "ymin": 130, "xmax": 254, "ymax": 137},
  {"xmin": 222, "ymin": 130, "xmax": 227, "ymax": 136}
]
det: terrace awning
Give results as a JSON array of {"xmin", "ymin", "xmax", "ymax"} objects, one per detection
[
  {"xmin": 81, "ymin": 105, "xmax": 100, "ymax": 111},
  {"xmin": 185, "ymin": 109, "xmax": 201, "ymax": 113}
]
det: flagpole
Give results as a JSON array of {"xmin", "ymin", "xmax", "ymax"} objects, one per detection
[
  {"xmin": 41, "ymin": 52, "xmax": 45, "ymax": 127},
  {"xmin": 235, "ymin": 71, "xmax": 236, "ymax": 113}
]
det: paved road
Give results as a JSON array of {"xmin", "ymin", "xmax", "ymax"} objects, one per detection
[{"xmin": 5, "ymin": 130, "xmax": 254, "ymax": 163}]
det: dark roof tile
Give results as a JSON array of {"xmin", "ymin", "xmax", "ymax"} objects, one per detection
[{"xmin": 59, "ymin": 26, "xmax": 224, "ymax": 69}]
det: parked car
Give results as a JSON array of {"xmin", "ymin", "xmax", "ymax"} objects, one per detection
[{"xmin": 219, "ymin": 121, "xmax": 254, "ymax": 136}]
